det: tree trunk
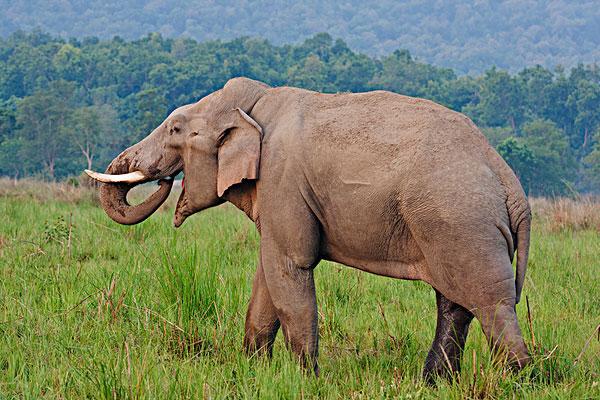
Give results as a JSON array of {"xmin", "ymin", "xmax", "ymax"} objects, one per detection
[
  {"xmin": 47, "ymin": 159, "xmax": 55, "ymax": 180},
  {"xmin": 77, "ymin": 142, "xmax": 94, "ymax": 170},
  {"xmin": 509, "ymin": 115, "xmax": 517, "ymax": 134}
]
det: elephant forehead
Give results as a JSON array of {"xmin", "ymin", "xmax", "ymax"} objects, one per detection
[
  {"xmin": 168, "ymin": 113, "xmax": 188, "ymax": 125},
  {"xmin": 167, "ymin": 103, "xmax": 195, "ymax": 119}
]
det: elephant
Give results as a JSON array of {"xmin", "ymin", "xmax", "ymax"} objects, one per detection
[{"xmin": 86, "ymin": 77, "xmax": 531, "ymax": 382}]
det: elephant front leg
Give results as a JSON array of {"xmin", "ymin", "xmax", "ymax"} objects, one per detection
[
  {"xmin": 260, "ymin": 240, "xmax": 320, "ymax": 375},
  {"xmin": 244, "ymin": 260, "xmax": 280, "ymax": 357},
  {"xmin": 423, "ymin": 289, "xmax": 474, "ymax": 384}
]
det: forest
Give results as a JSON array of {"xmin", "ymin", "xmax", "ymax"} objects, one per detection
[
  {"xmin": 0, "ymin": 31, "xmax": 599, "ymax": 195},
  {"xmin": 1, "ymin": 0, "xmax": 599, "ymax": 74}
]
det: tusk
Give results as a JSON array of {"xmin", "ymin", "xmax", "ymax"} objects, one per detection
[{"xmin": 84, "ymin": 169, "xmax": 148, "ymax": 184}]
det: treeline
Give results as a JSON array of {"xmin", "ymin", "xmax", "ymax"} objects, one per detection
[{"xmin": 0, "ymin": 31, "xmax": 599, "ymax": 195}]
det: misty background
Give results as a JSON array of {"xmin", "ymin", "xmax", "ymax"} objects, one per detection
[{"xmin": 2, "ymin": 0, "xmax": 598, "ymax": 74}]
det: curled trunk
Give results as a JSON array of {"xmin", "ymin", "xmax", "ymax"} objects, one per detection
[{"xmin": 99, "ymin": 161, "xmax": 173, "ymax": 225}]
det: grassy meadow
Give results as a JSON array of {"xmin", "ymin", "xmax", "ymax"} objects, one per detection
[{"xmin": 0, "ymin": 179, "xmax": 598, "ymax": 399}]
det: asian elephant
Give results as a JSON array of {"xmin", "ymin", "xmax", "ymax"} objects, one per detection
[{"xmin": 86, "ymin": 77, "xmax": 531, "ymax": 382}]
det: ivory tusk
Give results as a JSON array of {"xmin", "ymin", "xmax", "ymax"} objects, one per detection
[{"xmin": 84, "ymin": 169, "xmax": 148, "ymax": 184}]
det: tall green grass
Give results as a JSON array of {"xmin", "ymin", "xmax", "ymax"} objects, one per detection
[{"xmin": 0, "ymin": 184, "xmax": 598, "ymax": 398}]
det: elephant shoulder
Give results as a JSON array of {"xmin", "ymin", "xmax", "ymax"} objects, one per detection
[{"xmin": 251, "ymin": 87, "xmax": 311, "ymax": 136}]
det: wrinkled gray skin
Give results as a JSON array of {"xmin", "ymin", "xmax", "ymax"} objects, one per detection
[{"xmin": 99, "ymin": 78, "xmax": 531, "ymax": 381}]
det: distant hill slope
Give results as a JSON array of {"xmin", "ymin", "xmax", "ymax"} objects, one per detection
[{"xmin": 1, "ymin": 0, "xmax": 598, "ymax": 74}]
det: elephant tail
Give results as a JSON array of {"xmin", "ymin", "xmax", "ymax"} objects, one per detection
[
  {"xmin": 485, "ymin": 143, "xmax": 532, "ymax": 305},
  {"xmin": 507, "ymin": 189, "xmax": 531, "ymax": 305}
]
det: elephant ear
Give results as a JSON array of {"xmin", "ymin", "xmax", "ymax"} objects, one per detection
[{"xmin": 216, "ymin": 108, "xmax": 263, "ymax": 197}]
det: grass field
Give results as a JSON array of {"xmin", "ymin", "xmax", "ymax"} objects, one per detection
[{"xmin": 0, "ymin": 180, "xmax": 598, "ymax": 399}]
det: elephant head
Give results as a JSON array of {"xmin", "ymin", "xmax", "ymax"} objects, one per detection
[{"xmin": 86, "ymin": 78, "xmax": 268, "ymax": 226}]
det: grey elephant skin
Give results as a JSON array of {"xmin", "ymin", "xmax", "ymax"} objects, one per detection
[{"xmin": 92, "ymin": 77, "xmax": 532, "ymax": 381}]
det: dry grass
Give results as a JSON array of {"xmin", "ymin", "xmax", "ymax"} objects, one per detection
[
  {"xmin": 531, "ymin": 196, "xmax": 600, "ymax": 233},
  {"xmin": 0, "ymin": 177, "xmax": 183, "ymax": 210},
  {"xmin": 0, "ymin": 177, "xmax": 99, "ymax": 205},
  {"xmin": 3, "ymin": 178, "xmax": 599, "ymax": 233}
]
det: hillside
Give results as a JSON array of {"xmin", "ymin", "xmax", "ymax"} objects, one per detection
[
  {"xmin": 1, "ymin": 0, "xmax": 599, "ymax": 74},
  {"xmin": 1, "ymin": 32, "xmax": 599, "ymax": 195}
]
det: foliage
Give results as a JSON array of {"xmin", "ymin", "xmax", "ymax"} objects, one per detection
[
  {"xmin": 1, "ymin": 1, "xmax": 599, "ymax": 74},
  {"xmin": 520, "ymin": 119, "xmax": 577, "ymax": 196},
  {"xmin": 0, "ymin": 31, "xmax": 599, "ymax": 194},
  {"xmin": 0, "ymin": 187, "xmax": 598, "ymax": 398},
  {"xmin": 497, "ymin": 137, "xmax": 535, "ymax": 184},
  {"xmin": 498, "ymin": 120, "xmax": 578, "ymax": 196},
  {"xmin": 582, "ymin": 129, "xmax": 600, "ymax": 191}
]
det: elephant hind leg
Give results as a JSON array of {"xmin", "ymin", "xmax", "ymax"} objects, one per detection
[
  {"xmin": 244, "ymin": 261, "xmax": 280, "ymax": 357},
  {"xmin": 423, "ymin": 289, "xmax": 474, "ymax": 384},
  {"xmin": 475, "ymin": 300, "xmax": 530, "ymax": 369}
]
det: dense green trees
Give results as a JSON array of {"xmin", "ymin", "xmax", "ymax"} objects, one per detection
[
  {"xmin": 498, "ymin": 119, "xmax": 577, "ymax": 195},
  {"xmin": 1, "ymin": 1, "xmax": 599, "ymax": 74},
  {"xmin": 0, "ymin": 31, "xmax": 598, "ymax": 195}
]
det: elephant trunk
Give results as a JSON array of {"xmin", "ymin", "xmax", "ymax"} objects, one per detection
[{"xmin": 98, "ymin": 153, "xmax": 173, "ymax": 225}]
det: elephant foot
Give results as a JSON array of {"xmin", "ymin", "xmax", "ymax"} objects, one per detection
[{"xmin": 476, "ymin": 301, "xmax": 530, "ymax": 370}]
